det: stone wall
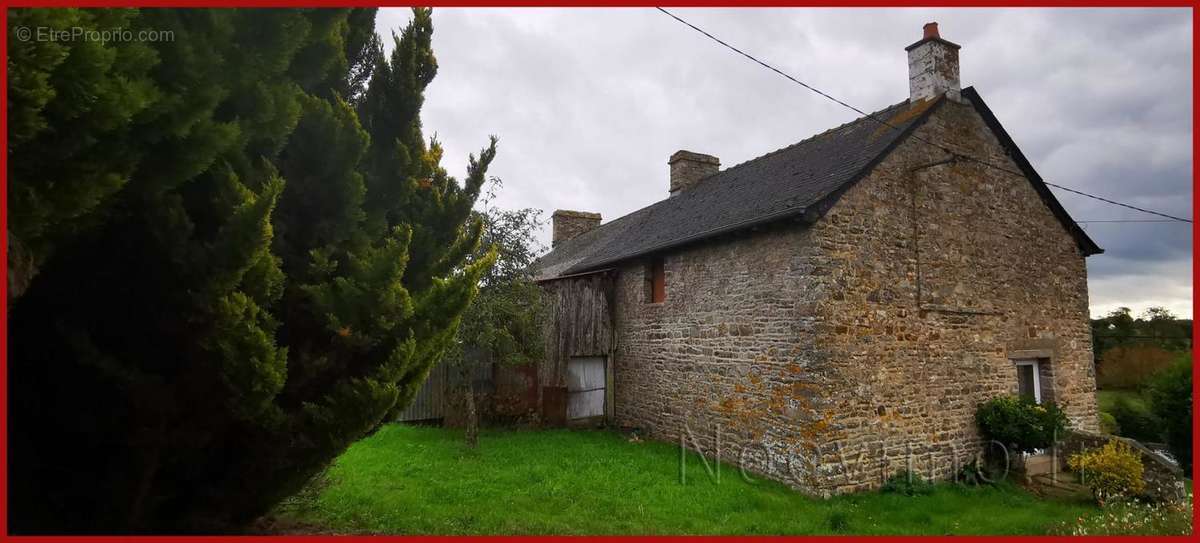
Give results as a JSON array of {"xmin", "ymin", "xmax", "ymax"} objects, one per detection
[
  {"xmin": 602, "ymin": 97, "xmax": 1097, "ymax": 495},
  {"xmin": 806, "ymin": 98, "xmax": 1098, "ymax": 493},
  {"xmin": 611, "ymin": 222, "xmax": 835, "ymax": 487},
  {"xmin": 551, "ymin": 210, "xmax": 601, "ymax": 247},
  {"xmin": 1061, "ymin": 430, "xmax": 1186, "ymax": 502}
]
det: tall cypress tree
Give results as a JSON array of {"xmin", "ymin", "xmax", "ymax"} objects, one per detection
[
  {"xmin": 9, "ymin": 8, "xmax": 495, "ymax": 532},
  {"xmin": 7, "ymin": 8, "xmax": 159, "ymax": 298}
]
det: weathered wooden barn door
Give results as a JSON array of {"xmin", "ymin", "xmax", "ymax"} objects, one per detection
[{"xmin": 566, "ymin": 356, "xmax": 606, "ymax": 422}]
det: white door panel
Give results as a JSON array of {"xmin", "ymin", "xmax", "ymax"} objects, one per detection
[
  {"xmin": 566, "ymin": 356, "xmax": 606, "ymax": 420},
  {"xmin": 567, "ymin": 389, "xmax": 605, "ymax": 419}
]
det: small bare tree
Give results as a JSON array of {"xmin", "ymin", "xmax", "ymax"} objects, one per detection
[{"xmin": 444, "ymin": 178, "xmax": 546, "ymax": 448}]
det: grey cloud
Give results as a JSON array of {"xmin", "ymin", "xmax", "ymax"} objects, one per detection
[{"xmin": 377, "ymin": 7, "xmax": 1192, "ymax": 317}]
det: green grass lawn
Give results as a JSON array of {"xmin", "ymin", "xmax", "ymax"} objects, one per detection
[
  {"xmin": 1097, "ymin": 389, "xmax": 1148, "ymax": 413},
  {"xmin": 274, "ymin": 424, "xmax": 1094, "ymax": 535}
]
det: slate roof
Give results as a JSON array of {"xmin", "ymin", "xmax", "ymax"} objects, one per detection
[{"xmin": 534, "ymin": 88, "xmax": 1100, "ymax": 281}]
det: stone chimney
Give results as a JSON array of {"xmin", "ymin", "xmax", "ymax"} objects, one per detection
[
  {"xmin": 551, "ymin": 209, "xmax": 601, "ymax": 247},
  {"xmin": 669, "ymin": 150, "xmax": 720, "ymax": 196},
  {"xmin": 905, "ymin": 22, "xmax": 961, "ymax": 103}
]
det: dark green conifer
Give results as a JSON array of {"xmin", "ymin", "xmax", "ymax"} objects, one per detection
[{"xmin": 9, "ymin": 8, "xmax": 495, "ymax": 532}]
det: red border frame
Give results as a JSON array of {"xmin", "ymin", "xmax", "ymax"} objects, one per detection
[
  {"xmin": 1, "ymin": 2, "xmax": 1196, "ymax": 541},
  {"xmin": 1, "ymin": 1, "xmax": 1198, "ymax": 7},
  {"xmin": 2, "ymin": 5, "xmax": 10, "ymax": 540}
]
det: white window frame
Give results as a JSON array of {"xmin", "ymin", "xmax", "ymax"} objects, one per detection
[{"xmin": 1014, "ymin": 359, "xmax": 1042, "ymax": 404}]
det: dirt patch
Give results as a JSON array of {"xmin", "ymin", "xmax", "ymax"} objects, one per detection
[{"xmin": 249, "ymin": 515, "xmax": 344, "ymax": 535}]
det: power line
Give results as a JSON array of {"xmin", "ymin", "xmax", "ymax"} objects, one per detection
[
  {"xmin": 1041, "ymin": 183, "xmax": 1191, "ymax": 223},
  {"xmin": 655, "ymin": 7, "xmax": 1193, "ymax": 224},
  {"xmin": 1094, "ymin": 335, "xmax": 1192, "ymax": 340},
  {"xmin": 1080, "ymin": 218, "xmax": 1180, "ymax": 222}
]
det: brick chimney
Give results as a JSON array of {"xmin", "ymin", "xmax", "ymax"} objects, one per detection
[
  {"xmin": 551, "ymin": 209, "xmax": 601, "ymax": 247},
  {"xmin": 669, "ymin": 150, "xmax": 720, "ymax": 196},
  {"xmin": 905, "ymin": 22, "xmax": 961, "ymax": 103}
]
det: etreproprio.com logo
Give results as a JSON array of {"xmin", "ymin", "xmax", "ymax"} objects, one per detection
[{"xmin": 13, "ymin": 25, "xmax": 175, "ymax": 43}]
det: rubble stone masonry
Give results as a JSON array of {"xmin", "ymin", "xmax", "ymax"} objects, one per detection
[
  {"xmin": 551, "ymin": 210, "xmax": 601, "ymax": 247},
  {"xmin": 610, "ymin": 98, "xmax": 1098, "ymax": 495}
]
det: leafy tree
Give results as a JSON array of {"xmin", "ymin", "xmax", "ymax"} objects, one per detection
[
  {"xmin": 1146, "ymin": 355, "xmax": 1193, "ymax": 472},
  {"xmin": 1140, "ymin": 307, "xmax": 1192, "ymax": 351},
  {"xmin": 9, "ymin": 8, "xmax": 494, "ymax": 533},
  {"xmin": 1092, "ymin": 307, "xmax": 1192, "ymax": 354},
  {"xmin": 1093, "ymin": 307, "xmax": 1137, "ymax": 356},
  {"xmin": 458, "ymin": 179, "xmax": 547, "ymax": 368},
  {"xmin": 1092, "ymin": 307, "xmax": 1192, "ymax": 389},
  {"xmin": 442, "ymin": 179, "xmax": 546, "ymax": 447}
]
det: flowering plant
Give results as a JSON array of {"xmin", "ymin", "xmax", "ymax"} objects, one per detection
[{"xmin": 1053, "ymin": 491, "xmax": 1193, "ymax": 535}]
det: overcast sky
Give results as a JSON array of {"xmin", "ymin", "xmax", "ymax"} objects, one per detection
[{"xmin": 376, "ymin": 8, "xmax": 1193, "ymax": 319}]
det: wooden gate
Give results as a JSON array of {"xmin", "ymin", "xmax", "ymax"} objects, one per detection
[{"xmin": 566, "ymin": 356, "xmax": 606, "ymax": 421}]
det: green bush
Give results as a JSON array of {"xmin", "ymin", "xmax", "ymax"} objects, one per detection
[
  {"xmin": 1146, "ymin": 355, "xmax": 1192, "ymax": 472},
  {"xmin": 1109, "ymin": 397, "xmax": 1161, "ymax": 443},
  {"xmin": 975, "ymin": 396, "xmax": 1069, "ymax": 453},
  {"xmin": 1069, "ymin": 439, "xmax": 1146, "ymax": 503},
  {"xmin": 1098, "ymin": 411, "xmax": 1120, "ymax": 435},
  {"xmin": 881, "ymin": 471, "xmax": 935, "ymax": 496}
]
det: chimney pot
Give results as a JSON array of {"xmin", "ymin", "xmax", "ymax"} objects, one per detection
[
  {"xmin": 923, "ymin": 22, "xmax": 939, "ymax": 40},
  {"xmin": 668, "ymin": 150, "xmax": 720, "ymax": 195},
  {"xmin": 906, "ymin": 22, "xmax": 961, "ymax": 103},
  {"xmin": 551, "ymin": 209, "xmax": 601, "ymax": 247}
]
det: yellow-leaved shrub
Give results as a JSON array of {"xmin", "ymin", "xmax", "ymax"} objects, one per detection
[{"xmin": 1068, "ymin": 439, "xmax": 1146, "ymax": 503}]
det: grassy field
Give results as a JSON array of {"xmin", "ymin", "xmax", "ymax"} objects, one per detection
[{"xmin": 274, "ymin": 424, "xmax": 1094, "ymax": 535}]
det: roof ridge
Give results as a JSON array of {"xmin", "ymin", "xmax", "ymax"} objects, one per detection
[
  {"xmin": 714, "ymin": 99, "xmax": 910, "ymax": 178},
  {"xmin": 567, "ymin": 100, "xmax": 911, "ymax": 222},
  {"xmin": 533, "ymin": 95, "xmax": 941, "ymax": 279}
]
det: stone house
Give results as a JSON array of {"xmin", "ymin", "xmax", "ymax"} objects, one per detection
[{"xmin": 530, "ymin": 23, "xmax": 1102, "ymax": 494}]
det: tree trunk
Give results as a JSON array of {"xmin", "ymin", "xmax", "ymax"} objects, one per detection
[
  {"xmin": 464, "ymin": 370, "xmax": 479, "ymax": 449},
  {"xmin": 8, "ymin": 233, "xmax": 38, "ymax": 305}
]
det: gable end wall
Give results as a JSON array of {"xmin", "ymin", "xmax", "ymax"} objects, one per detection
[{"xmin": 807, "ymin": 98, "xmax": 1098, "ymax": 493}]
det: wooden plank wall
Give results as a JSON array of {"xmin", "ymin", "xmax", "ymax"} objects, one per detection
[
  {"xmin": 399, "ymin": 270, "xmax": 618, "ymax": 425},
  {"xmin": 539, "ymin": 271, "xmax": 617, "ymax": 422}
]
